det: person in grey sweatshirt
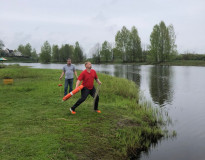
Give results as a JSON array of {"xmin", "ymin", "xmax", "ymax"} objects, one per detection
[{"xmin": 59, "ymin": 58, "xmax": 78, "ymax": 96}]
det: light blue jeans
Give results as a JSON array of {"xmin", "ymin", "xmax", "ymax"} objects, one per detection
[{"xmin": 64, "ymin": 78, "xmax": 73, "ymax": 96}]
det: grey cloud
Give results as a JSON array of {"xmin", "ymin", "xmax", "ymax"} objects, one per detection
[
  {"xmin": 1, "ymin": 0, "xmax": 205, "ymax": 54},
  {"xmin": 91, "ymin": 11, "xmax": 108, "ymax": 25}
]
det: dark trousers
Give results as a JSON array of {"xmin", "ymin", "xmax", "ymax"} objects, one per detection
[
  {"xmin": 64, "ymin": 78, "xmax": 73, "ymax": 96},
  {"xmin": 71, "ymin": 87, "xmax": 99, "ymax": 111}
]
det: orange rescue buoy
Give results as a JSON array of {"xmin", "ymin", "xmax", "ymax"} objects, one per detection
[{"xmin": 62, "ymin": 85, "xmax": 84, "ymax": 101}]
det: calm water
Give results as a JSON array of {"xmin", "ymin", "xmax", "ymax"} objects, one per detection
[{"xmin": 5, "ymin": 63, "xmax": 205, "ymax": 160}]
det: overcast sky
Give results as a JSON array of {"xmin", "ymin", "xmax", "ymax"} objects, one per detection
[{"xmin": 1, "ymin": 0, "xmax": 205, "ymax": 57}]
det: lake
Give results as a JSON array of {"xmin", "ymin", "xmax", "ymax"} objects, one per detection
[{"xmin": 5, "ymin": 63, "xmax": 205, "ymax": 160}]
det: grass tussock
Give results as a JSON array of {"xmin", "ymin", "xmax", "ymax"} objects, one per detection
[{"xmin": 0, "ymin": 65, "xmax": 165, "ymax": 160}]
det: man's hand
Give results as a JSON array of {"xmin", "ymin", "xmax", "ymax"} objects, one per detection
[
  {"xmin": 60, "ymin": 71, "xmax": 65, "ymax": 80},
  {"xmin": 96, "ymin": 79, "xmax": 102, "ymax": 85}
]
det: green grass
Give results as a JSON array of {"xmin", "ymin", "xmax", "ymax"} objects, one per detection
[
  {"xmin": 3, "ymin": 56, "xmax": 38, "ymax": 63},
  {"xmin": 0, "ymin": 65, "xmax": 164, "ymax": 159},
  {"xmin": 91, "ymin": 60, "xmax": 205, "ymax": 66},
  {"xmin": 158, "ymin": 60, "xmax": 205, "ymax": 66}
]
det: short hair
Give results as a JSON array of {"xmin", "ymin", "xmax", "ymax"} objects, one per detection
[
  {"xmin": 85, "ymin": 61, "xmax": 91, "ymax": 66},
  {"xmin": 67, "ymin": 58, "xmax": 71, "ymax": 61}
]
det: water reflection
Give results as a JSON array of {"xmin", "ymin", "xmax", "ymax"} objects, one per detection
[
  {"xmin": 114, "ymin": 65, "xmax": 141, "ymax": 87},
  {"xmin": 149, "ymin": 66, "xmax": 174, "ymax": 107}
]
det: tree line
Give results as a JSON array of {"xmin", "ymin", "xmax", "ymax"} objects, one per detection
[
  {"xmin": 19, "ymin": 41, "xmax": 85, "ymax": 63},
  {"xmin": 0, "ymin": 40, "xmax": 5, "ymax": 56},
  {"xmin": 0, "ymin": 39, "xmax": 85, "ymax": 63},
  {"xmin": 18, "ymin": 43, "xmax": 38, "ymax": 60},
  {"xmin": 2, "ymin": 21, "xmax": 205, "ymax": 64},
  {"xmin": 50, "ymin": 41, "xmax": 85, "ymax": 63},
  {"xmin": 90, "ymin": 26, "xmax": 143, "ymax": 63},
  {"xmin": 90, "ymin": 21, "xmax": 177, "ymax": 63}
]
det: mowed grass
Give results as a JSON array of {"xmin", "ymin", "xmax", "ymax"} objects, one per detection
[{"xmin": 0, "ymin": 65, "xmax": 163, "ymax": 160}]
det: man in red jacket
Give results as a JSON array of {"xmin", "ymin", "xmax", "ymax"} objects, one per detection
[{"xmin": 70, "ymin": 62, "xmax": 102, "ymax": 114}]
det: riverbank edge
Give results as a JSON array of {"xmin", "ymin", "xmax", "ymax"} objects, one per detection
[
  {"xmin": 0, "ymin": 64, "xmax": 165, "ymax": 159},
  {"xmin": 4, "ymin": 58, "xmax": 205, "ymax": 67},
  {"xmin": 93, "ymin": 60, "xmax": 205, "ymax": 66}
]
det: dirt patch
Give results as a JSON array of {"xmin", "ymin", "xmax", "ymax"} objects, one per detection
[{"xmin": 117, "ymin": 118, "xmax": 140, "ymax": 128}]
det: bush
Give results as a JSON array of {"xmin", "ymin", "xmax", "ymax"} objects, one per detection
[{"xmin": 175, "ymin": 53, "xmax": 205, "ymax": 61}]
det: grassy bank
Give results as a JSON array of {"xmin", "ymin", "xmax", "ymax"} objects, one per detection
[
  {"xmin": 3, "ymin": 57, "xmax": 38, "ymax": 63},
  {"xmin": 90, "ymin": 60, "xmax": 205, "ymax": 67},
  {"xmin": 0, "ymin": 65, "xmax": 164, "ymax": 159},
  {"xmin": 132, "ymin": 60, "xmax": 205, "ymax": 66},
  {"xmin": 157, "ymin": 60, "xmax": 205, "ymax": 66}
]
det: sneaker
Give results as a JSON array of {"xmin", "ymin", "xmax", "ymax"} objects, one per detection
[
  {"xmin": 70, "ymin": 108, "xmax": 76, "ymax": 114},
  {"xmin": 95, "ymin": 110, "xmax": 101, "ymax": 113}
]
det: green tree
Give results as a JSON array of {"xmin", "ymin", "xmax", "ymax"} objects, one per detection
[
  {"xmin": 149, "ymin": 24, "xmax": 160, "ymax": 62},
  {"xmin": 115, "ymin": 26, "xmax": 130, "ymax": 62},
  {"xmin": 69, "ymin": 45, "xmax": 75, "ymax": 60},
  {"xmin": 17, "ymin": 43, "xmax": 33, "ymax": 57},
  {"xmin": 31, "ymin": 49, "xmax": 38, "ymax": 61},
  {"xmin": 74, "ymin": 42, "xmax": 84, "ymax": 63},
  {"xmin": 141, "ymin": 43, "xmax": 149, "ymax": 62},
  {"xmin": 64, "ymin": 44, "xmax": 71, "ymax": 61},
  {"xmin": 130, "ymin": 26, "xmax": 142, "ymax": 62},
  {"xmin": 17, "ymin": 44, "xmax": 25, "ymax": 55},
  {"xmin": 59, "ymin": 44, "xmax": 74, "ymax": 62},
  {"xmin": 112, "ymin": 47, "xmax": 121, "ymax": 62},
  {"xmin": 52, "ymin": 45, "xmax": 59, "ymax": 62},
  {"xmin": 61, "ymin": 44, "xmax": 67, "ymax": 62},
  {"xmin": 40, "ymin": 41, "xmax": 51, "ymax": 63},
  {"xmin": 91, "ymin": 43, "xmax": 101, "ymax": 64},
  {"xmin": 24, "ymin": 43, "xmax": 32, "ymax": 57},
  {"xmin": 168, "ymin": 24, "xmax": 177, "ymax": 59},
  {"xmin": 100, "ymin": 41, "xmax": 112, "ymax": 62},
  {"xmin": 0, "ymin": 40, "xmax": 5, "ymax": 56},
  {"xmin": 149, "ymin": 21, "xmax": 177, "ymax": 62}
]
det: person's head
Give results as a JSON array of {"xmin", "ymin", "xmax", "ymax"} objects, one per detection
[
  {"xmin": 85, "ymin": 61, "xmax": 92, "ymax": 69},
  {"xmin": 67, "ymin": 58, "xmax": 71, "ymax": 65}
]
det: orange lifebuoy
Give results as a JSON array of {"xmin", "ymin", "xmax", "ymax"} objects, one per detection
[{"xmin": 62, "ymin": 85, "xmax": 84, "ymax": 101}]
